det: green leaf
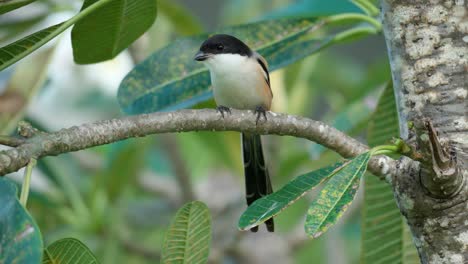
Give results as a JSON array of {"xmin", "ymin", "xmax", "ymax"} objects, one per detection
[
  {"xmin": 71, "ymin": 0, "xmax": 157, "ymax": 64},
  {"xmin": 0, "ymin": 23, "xmax": 64, "ymax": 72},
  {"xmin": 238, "ymin": 161, "xmax": 345, "ymax": 231},
  {"xmin": 0, "ymin": 0, "xmax": 36, "ymax": 15},
  {"xmin": 361, "ymin": 174, "xmax": 420, "ymax": 264},
  {"xmin": 118, "ymin": 18, "xmax": 337, "ymax": 114},
  {"xmin": 305, "ymin": 152, "xmax": 371, "ymax": 238},
  {"xmin": 265, "ymin": 0, "xmax": 363, "ymax": 19},
  {"xmin": 161, "ymin": 201, "xmax": 211, "ymax": 264},
  {"xmin": 0, "ymin": 14, "xmax": 47, "ymax": 44},
  {"xmin": 0, "ymin": 0, "xmax": 114, "ymax": 72},
  {"xmin": 0, "ymin": 178, "xmax": 43, "ymax": 264},
  {"xmin": 361, "ymin": 82, "xmax": 419, "ymax": 263},
  {"xmin": 158, "ymin": 0, "xmax": 203, "ymax": 35},
  {"xmin": 367, "ymin": 81, "xmax": 400, "ymax": 147},
  {"xmin": 43, "ymin": 238, "xmax": 99, "ymax": 264}
]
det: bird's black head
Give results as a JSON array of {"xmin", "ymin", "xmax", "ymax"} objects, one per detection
[{"xmin": 194, "ymin": 34, "xmax": 252, "ymax": 61}]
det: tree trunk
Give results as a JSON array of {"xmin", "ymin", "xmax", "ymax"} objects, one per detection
[{"xmin": 380, "ymin": 0, "xmax": 468, "ymax": 263}]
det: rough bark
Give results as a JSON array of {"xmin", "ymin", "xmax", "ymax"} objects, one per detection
[{"xmin": 381, "ymin": 0, "xmax": 468, "ymax": 262}]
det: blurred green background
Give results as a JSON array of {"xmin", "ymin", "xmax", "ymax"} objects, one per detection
[{"xmin": 0, "ymin": 0, "xmax": 391, "ymax": 263}]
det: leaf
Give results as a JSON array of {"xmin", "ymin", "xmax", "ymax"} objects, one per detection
[
  {"xmin": 158, "ymin": 0, "xmax": 203, "ymax": 35},
  {"xmin": 367, "ymin": 81, "xmax": 400, "ymax": 147},
  {"xmin": 361, "ymin": 82, "xmax": 419, "ymax": 263},
  {"xmin": 0, "ymin": 46, "xmax": 55, "ymax": 134},
  {"xmin": 0, "ymin": 0, "xmax": 115, "ymax": 72},
  {"xmin": 265, "ymin": 0, "xmax": 363, "ymax": 19},
  {"xmin": 161, "ymin": 201, "xmax": 211, "ymax": 264},
  {"xmin": 117, "ymin": 18, "xmax": 338, "ymax": 114},
  {"xmin": 0, "ymin": 22, "xmax": 65, "ymax": 72},
  {"xmin": 238, "ymin": 161, "xmax": 345, "ymax": 231},
  {"xmin": 43, "ymin": 238, "xmax": 99, "ymax": 264},
  {"xmin": 71, "ymin": 0, "xmax": 157, "ymax": 64},
  {"xmin": 0, "ymin": 178, "xmax": 43, "ymax": 264},
  {"xmin": 305, "ymin": 152, "xmax": 371, "ymax": 238},
  {"xmin": 0, "ymin": 14, "xmax": 47, "ymax": 44},
  {"xmin": 0, "ymin": 0, "xmax": 36, "ymax": 15}
]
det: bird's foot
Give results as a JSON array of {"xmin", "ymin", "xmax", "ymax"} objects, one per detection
[
  {"xmin": 254, "ymin": 106, "xmax": 267, "ymax": 125},
  {"xmin": 216, "ymin": 105, "xmax": 231, "ymax": 118}
]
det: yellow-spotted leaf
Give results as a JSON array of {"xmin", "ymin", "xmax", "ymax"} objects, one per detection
[
  {"xmin": 305, "ymin": 152, "xmax": 371, "ymax": 238},
  {"xmin": 161, "ymin": 201, "xmax": 211, "ymax": 264},
  {"xmin": 71, "ymin": 0, "xmax": 157, "ymax": 64},
  {"xmin": 43, "ymin": 238, "xmax": 99, "ymax": 264},
  {"xmin": 238, "ymin": 161, "xmax": 345, "ymax": 231}
]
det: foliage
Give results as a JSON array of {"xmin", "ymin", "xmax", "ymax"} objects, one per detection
[
  {"xmin": 265, "ymin": 0, "xmax": 363, "ymax": 19},
  {"xmin": 361, "ymin": 82, "xmax": 419, "ymax": 263},
  {"xmin": 240, "ymin": 151, "xmax": 378, "ymax": 239},
  {"xmin": 0, "ymin": 0, "xmax": 37, "ymax": 15},
  {"xmin": 305, "ymin": 152, "xmax": 370, "ymax": 238},
  {"xmin": 43, "ymin": 238, "xmax": 99, "ymax": 264},
  {"xmin": 161, "ymin": 201, "xmax": 211, "ymax": 264},
  {"xmin": 0, "ymin": 0, "xmax": 157, "ymax": 71},
  {"xmin": 71, "ymin": 0, "xmax": 157, "ymax": 64},
  {"xmin": 239, "ymin": 161, "xmax": 345, "ymax": 230},
  {"xmin": 0, "ymin": 178, "xmax": 43, "ymax": 264}
]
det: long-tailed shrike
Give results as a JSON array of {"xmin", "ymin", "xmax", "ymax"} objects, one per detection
[{"xmin": 194, "ymin": 34, "xmax": 274, "ymax": 232}]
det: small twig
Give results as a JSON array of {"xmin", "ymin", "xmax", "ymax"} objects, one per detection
[
  {"xmin": 0, "ymin": 135, "xmax": 25, "ymax": 147},
  {"xmin": 19, "ymin": 158, "xmax": 37, "ymax": 206},
  {"xmin": 17, "ymin": 121, "xmax": 40, "ymax": 138}
]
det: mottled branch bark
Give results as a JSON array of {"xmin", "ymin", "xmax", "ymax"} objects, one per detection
[
  {"xmin": 0, "ymin": 109, "xmax": 395, "ymax": 180},
  {"xmin": 381, "ymin": 0, "xmax": 468, "ymax": 262}
]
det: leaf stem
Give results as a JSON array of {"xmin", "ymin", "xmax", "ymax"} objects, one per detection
[
  {"xmin": 19, "ymin": 158, "xmax": 36, "ymax": 207},
  {"xmin": 325, "ymin": 13, "xmax": 382, "ymax": 31},
  {"xmin": 351, "ymin": 0, "xmax": 380, "ymax": 16},
  {"xmin": 332, "ymin": 26, "xmax": 378, "ymax": 43},
  {"xmin": 370, "ymin": 145, "xmax": 399, "ymax": 156}
]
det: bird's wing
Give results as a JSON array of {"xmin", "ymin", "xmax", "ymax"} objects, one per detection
[{"xmin": 253, "ymin": 52, "xmax": 272, "ymax": 98}]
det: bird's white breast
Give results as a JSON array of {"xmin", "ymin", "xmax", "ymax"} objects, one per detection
[{"xmin": 203, "ymin": 54, "xmax": 267, "ymax": 110}]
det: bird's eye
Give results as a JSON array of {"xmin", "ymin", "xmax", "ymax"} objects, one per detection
[{"xmin": 216, "ymin": 44, "xmax": 224, "ymax": 50}]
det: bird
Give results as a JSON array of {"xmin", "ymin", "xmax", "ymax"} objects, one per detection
[{"xmin": 194, "ymin": 34, "xmax": 274, "ymax": 232}]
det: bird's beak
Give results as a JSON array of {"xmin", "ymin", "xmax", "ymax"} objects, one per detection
[{"xmin": 194, "ymin": 51, "xmax": 211, "ymax": 61}]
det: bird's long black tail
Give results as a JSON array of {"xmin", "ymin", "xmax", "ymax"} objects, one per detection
[{"xmin": 241, "ymin": 133, "xmax": 274, "ymax": 232}]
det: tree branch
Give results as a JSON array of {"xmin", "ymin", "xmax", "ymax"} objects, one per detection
[{"xmin": 0, "ymin": 109, "xmax": 397, "ymax": 179}]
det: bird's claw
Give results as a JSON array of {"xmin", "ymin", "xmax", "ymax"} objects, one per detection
[
  {"xmin": 254, "ymin": 106, "xmax": 267, "ymax": 125},
  {"xmin": 216, "ymin": 105, "xmax": 231, "ymax": 118}
]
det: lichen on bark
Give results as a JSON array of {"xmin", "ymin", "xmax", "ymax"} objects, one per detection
[{"xmin": 381, "ymin": 0, "xmax": 468, "ymax": 262}]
